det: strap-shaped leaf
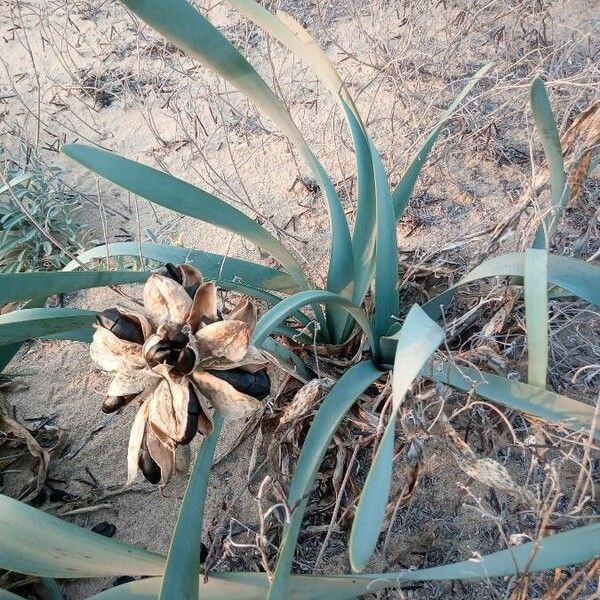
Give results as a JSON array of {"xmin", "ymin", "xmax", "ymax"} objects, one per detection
[
  {"xmin": 90, "ymin": 521, "xmax": 600, "ymax": 599},
  {"xmin": 422, "ymin": 359, "xmax": 599, "ymax": 438},
  {"xmin": 372, "ymin": 143, "xmax": 398, "ymax": 341},
  {"xmin": 159, "ymin": 416, "xmax": 224, "ymax": 600},
  {"xmin": 391, "ymin": 63, "xmax": 493, "ymax": 220},
  {"xmin": 250, "ymin": 290, "xmax": 376, "ymax": 360},
  {"xmin": 0, "ymin": 343, "xmax": 21, "ymax": 371},
  {"xmin": 0, "ymin": 309, "xmax": 96, "ymax": 345},
  {"xmin": 530, "ymin": 78, "xmax": 568, "ymax": 249},
  {"xmin": 0, "ymin": 271, "xmax": 149, "ymax": 305},
  {"xmin": 0, "ymin": 494, "xmax": 165, "ymax": 578},
  {"xmin": 349, "ymin": 306, "xmax": 443, "ymax": 572},
  {"xmin": 260, "ymin": 337, "xmax": 313, "ymax": 383},
  {"xmin": 62, "ymin": 145, "xmax": 311, "ymax": 291},
  {"xmin": 116, "ymin": 0, "xmax": 354, "ymax": 299},
  {"xmin": 65, "ymin": 242, "xmax": 300, "ymax": 294},
  {"xmin": 268, "ymin": 361, "xmax": 385, "ymax": 600},
  {"xmin": 423, "ymin": 252, "xmax": 600, "ymax": 321},
  {"xmin": 221, "ymin": 1, "xmax": 374, "ymax": 320},
  {"xmin": 524, "ymin": 249, "xmax": 548, "ymax": 387}
]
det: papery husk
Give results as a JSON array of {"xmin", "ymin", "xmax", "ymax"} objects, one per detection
[
  {"xmin": 194, "ymin": 320, "xmax": 250, "ymax": 365},
  {"xmin": 143, "ymin": 273, "xmax": 193, "ymax": 328},
  {"xmin": 90, "ymin": 326, "xmax": 146, "ymax": 373},
  {"xmin": 192, "ymin": 370, "xmax": 261, "ymax": 418},
  {"xmin": 187, "ymin": 281, "xmax": 218, "ymax": 332}
]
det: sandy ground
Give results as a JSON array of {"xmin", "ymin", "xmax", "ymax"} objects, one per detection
[{"xmin": 1, "ymin": 0, "xmax": 599, "ymax": 598}]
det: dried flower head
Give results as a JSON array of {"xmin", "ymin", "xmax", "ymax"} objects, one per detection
[{"xmin": 90, "ymin": 263, "xmax": 270, "ymax": 485}]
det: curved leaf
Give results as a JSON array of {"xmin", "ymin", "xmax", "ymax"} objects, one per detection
[
  {"xmin": 0, "ymin": 271, "xmax": 149, "ymax": 305},
  {"xmin": 0, "ymin": 309, "xmax": 96, "ymax": 345},
  {"xmin": 29, "ymin": 521, "xmax": 600, "ymax": 598},
  {"xmin": 349, "ymin": 306, "xmax": 443, "ymax": 572},
  {"xmin": 524, "ymin": 249, "xmax": 548, "ymax": 387},
  {"xmin": 250, "ymin": 290, "xmax": 376, "ymax": 360},
  {"xmin": 62, "ymin": 145, "xmax": 310, "ymax": 291},
  {"xmin": 260, "ymin": 337, "xmax": 313, "ymax": 383},
  {"xmin": 221, "ymin": 1, "xmax": 373, "ymax": 325},
  {"xmin": 116, "ymin": 0, "xmax": 354, "ymax": 298},
  {"xmin": 268, "ymin": 361, "xmax": 384, "ymax": 600},
  {"xmin": 392, "ymin": 63, "xmax": 493, "ymax": 220},
  {"xmin": 159, "ymin": 415, "xmax": 224, "ymax": 600},
  {"xmin": 372, "ymin": 143, "xmax": 398, "ymax": 341},
  {"xmin": 0, "ymin": 494, "xmax": 165, "ymax": 578},
  {"xmin": 423, "ymin": 252, "xmax": 600, "ymax": 321},
  {"xmin": 530, "ymin": 78, "xmax": 567, "ymax": 249},
  {"xmin": 65, "ymin": 242, "xmax": 300, "ymax": 294},
  {"xmin": 422, "ymin": 358, "xmax": 599, "ymax": 438}
]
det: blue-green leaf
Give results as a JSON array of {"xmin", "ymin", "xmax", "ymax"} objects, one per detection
[
  {"xmin": 159, "ymin": 416, "xmax": 224, "ymax": 600},
  {"xmin": 65, "ymin": 242, "xmax": 300, "ymax": 295},
  {"xmin": 62, "ymin": 145, "xmax": 310, "ymax": 291},
  {"xmin": 0, "ymin": 271, "xmax": 149, "ymax": 305},
  {"xmin": 422, "ymin": 358, "xmax": 599, "ymax": 438},
  {"xmin": 349, "ymin": 306, "xmax": 444, "ymax": 572},
  {"xmin": 116, "ymin": 0, "xmax": 354, "ymax": 300},
  {"xmin": 0, "ymin": 309, "xmax": 96, "ymax": 346},
  {"xmin": 423, "ymin": 252, "xmax": 600, "ymax": 321},
  {"xmin": 267, "ymin": 361, "xmax": 385, "ymax": 600},
  {"xmin": 524, "ymin": 249, "xmax": 548, "ymax": 387},
  {"xmin": 251, "ymin": 290, "xmax": 377, "ymax": 361},
  {"xmin": 530, "ymin": 78, "xmax": 568, "ymax": 249},
  {"xmin": 0, "ymin": 494, "xmax": 165, "ymax": 578}
]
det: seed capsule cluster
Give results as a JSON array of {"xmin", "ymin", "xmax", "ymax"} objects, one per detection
[{"xmin": 92, "ymin": 262, "xmax": 271, "ymax": 484}]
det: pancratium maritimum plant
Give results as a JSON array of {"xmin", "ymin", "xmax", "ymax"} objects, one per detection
[{"xmin": 91, "ymin": 263, "xmax": 270, "ymax": 485}]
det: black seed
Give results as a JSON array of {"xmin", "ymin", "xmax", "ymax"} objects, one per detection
[
  {"xmin": 172, "ymin": 347, "xmax": 196, "ymax": 377},
  {"xmin": 180, "ymin": 385, "xmax": 200, "ymax": 445},
  {"xmin": 97, "ymin": 308, "xmax": 144, "ymax": 344},
  {"xmin": 138, "ymin": 449, "xmax": 162, "ymax": 484},
  {"xmin": 170, "ymin": 331, "xmax": 189, "ymax": 349},
  {"xmin": 145, "ymin": 342, "xmax": 176, "ymax": 367},
  {"xmin": 209, "ymin": 368, "xmax": 270, "ymax": 400},
  {"xmin": 112, "ymin": 576, "xmax": 136, "ymax": 587},
  {"xmin": 92, "ymin": 521, "xmax": 116, "ymax": 538},
  {"xmin": 156, "ymin": 263, "xmax": 183, "ymax": 284}
]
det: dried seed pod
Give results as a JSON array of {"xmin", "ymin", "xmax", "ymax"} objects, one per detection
[
  {"xmin": 172, "ymin": 347, "xmax": 196, "ymax": 377},
  {"xmin": 96, "ymin": 309, "xmax": 144, "ymax": 344},
  {"xmin": 209, "ymin": 368, "xmax": 270, "ymax": 400},
  {"xmin": 185, "ymin": 283, "xmax": 200, "ymax": 299},
  {"xmin": 156, "ymin": 263, "xmax": 183, "ymax": 284},
  {"xmin": 180, "ymin": 385, "xmax": 200, "ymax": 445},
  {"xmin": 144, "ymin": 341, "xmax": 176, "ymax": 367},
  {"xmin": 138, "ymin": 447, "xmax": 161, "ymax": 484}
]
